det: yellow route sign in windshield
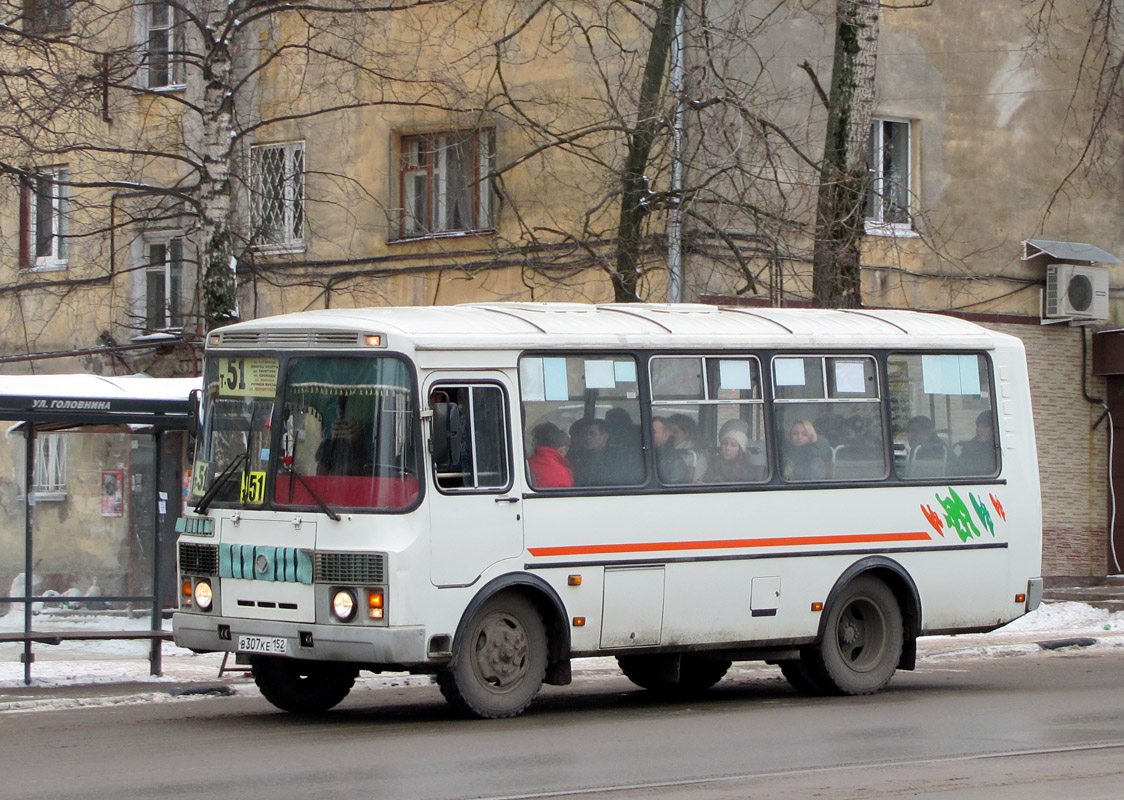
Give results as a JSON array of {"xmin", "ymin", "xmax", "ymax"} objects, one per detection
[{"xmin": 217, "ymin": 357, "xmax": 279, "ymax": 398}]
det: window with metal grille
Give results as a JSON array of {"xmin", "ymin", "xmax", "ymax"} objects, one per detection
[
  {"xmin": 144, "ymin": 237, "xmax": 184, "ymax": 330},
  {"xmin": 144, "ymin": 2, "xmax": 186, "ymax": 89},
  {"xmin": 251, "ymin": 142, "xmax": 305, "ymax": 248},
  {"xmin": 33, "ymin": 434, "xmax": 67, "ymax": 499},
  {"xmin": 20, "ymin": 167, "xmax": 68, "ymax": 270},
  {"xmin": 398, "ymin": 129, "xmax": 494, "ymax": 238}
]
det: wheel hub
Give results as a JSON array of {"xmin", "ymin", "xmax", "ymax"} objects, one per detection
[{"xmin": 474, "ymin": 612, "xmax": 529, "ymax": 689}]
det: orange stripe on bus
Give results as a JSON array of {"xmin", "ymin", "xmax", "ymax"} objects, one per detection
[{"xmin": 527, "ymin": 531, "xmax": 932, "ymax": 558}]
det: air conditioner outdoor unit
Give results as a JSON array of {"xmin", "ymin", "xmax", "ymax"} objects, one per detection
[{"xmin": 1044, "ymin": 264, "xmax": 1109, "ymax": 320}]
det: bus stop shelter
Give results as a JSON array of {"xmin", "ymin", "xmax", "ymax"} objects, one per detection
[{"xmin": 0, "ymin": 375, "xmax": 198, "ymax": 683}]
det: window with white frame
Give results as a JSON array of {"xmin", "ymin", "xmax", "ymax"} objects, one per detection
[
  {"xmin": 21, "ymin": 166, "xmax": 68, "ymax": 270},
  {"xmin": 251, "ymin": 142, "xmax": 305, "ymax": 249},
  {"xmin": 866, "ymin": 119, "xmax": 912, "ymax": 231},
  {"xmin": 143, "ymin": 2, "xmax": 186, "ymax": 89},
  {"xmin": 23, "ymin": 0, "xmax": 69, "ymax": 33},
  {"xmin": 143, "ymin": 237, "xmax": 184, "ymax": 330},
  {"xmin": 33, "ymin": 434, "xmax": 67, "ymax": 499},
  {"xmin": 399, "ymin": 129, "xmax": 495, "ymax": 238}
]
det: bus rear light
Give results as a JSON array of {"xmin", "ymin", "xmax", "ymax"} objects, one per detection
[{"xmin": 368, "ymin": 591, "xmax": 384, "ymax": 620}]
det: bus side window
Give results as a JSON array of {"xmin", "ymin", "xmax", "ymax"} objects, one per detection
[
  {"xmin": 888, "ymin": 353, "xmax": 997, "ymax": 479},
  {"xmin": 430, "ymin": 385, "xmax": 511, "ymax": 492}
]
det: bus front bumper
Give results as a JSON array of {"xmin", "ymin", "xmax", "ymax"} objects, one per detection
[{"xmin": 172, "ymin": 611, "xmax": 429, "ymax": 667}]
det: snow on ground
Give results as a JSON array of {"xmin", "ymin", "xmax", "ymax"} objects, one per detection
[{"xmin": 1, "ymin": 602, "xmax": 1122, "ymax": 711}]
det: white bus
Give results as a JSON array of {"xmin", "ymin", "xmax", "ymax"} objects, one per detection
[{"xmin": 174, "ymin": 303, "xmax": 1042, "ymax": 718}]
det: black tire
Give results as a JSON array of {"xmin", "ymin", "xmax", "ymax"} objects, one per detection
[
  {"xmin": 617, "ymin": 654, "xmax": 731, "ymax": 696},
  {"xmin": 251, "ymin": 656, "xmax": 358, "ymax": 713},
  {"xmin": 806, "ymin": 576, "xmax": 904, "ymax": 695},
  {"xmin": 778, "ymin": 657, "xmax": 831, "ymax": 696},
  {"xmin": 437, "ymin": 593, "xmax": 548, "ymax": 719}
]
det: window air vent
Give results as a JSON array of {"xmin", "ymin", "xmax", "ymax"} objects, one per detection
[{"xmin": 216, "ymin": 330, "xmax": 364, "ymax": 348}]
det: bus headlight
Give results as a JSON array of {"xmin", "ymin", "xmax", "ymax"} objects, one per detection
[
  {"xmin": 193, "ymin": 580, "xmax": 213, "ymax": 611},
  {"xmin": 332, "ymin": 589, "xmax": 357, "ymax": 622}
]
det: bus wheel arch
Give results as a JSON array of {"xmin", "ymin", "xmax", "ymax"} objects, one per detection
[
  {"xmin": 820, "ymin": 557, "xmax": 921, "ymax": 668},
  {"xmin": 439, "ymin": 574, "xmax": 570, "ymax": 719}
]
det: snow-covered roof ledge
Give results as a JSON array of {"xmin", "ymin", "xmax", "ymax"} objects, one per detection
[{"xmin": 1022, "ymin": 239, "xmax": 1121, "ymax": 265}]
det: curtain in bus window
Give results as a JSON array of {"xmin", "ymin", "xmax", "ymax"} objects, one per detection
[
  {"xmin": 276, "ymin": 357, "xmax": 419, "ymax": 510},
  {"xmin": 519, "ymin": 355, "xmax": 645, "ymax": 488},
  {"xmin": 888, "ymin": 353, "xmax": 997, "ymax": 479}
]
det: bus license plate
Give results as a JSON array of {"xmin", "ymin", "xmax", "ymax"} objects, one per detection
[{"xmin": 237, "ymin": 635, "xmax": 287, "ymax": 655}]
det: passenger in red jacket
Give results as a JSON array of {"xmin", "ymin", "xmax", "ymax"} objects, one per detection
[{"xmin": 527, "ymin": 422, "xmax": 573, "ymax": 488}]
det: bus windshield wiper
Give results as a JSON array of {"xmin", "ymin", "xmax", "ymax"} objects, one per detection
[
  {"xmin": 280, "ymin": 461, "xmax": 341, "ymax": 521},
  {"xmin": 193, "ymin": 451, "xmax": 248, "ymax": 515}
]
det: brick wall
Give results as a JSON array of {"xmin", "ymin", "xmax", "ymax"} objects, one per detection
[{"xmin": 989, "ymin": 322, "xmax": 1108, "ymax": 577}]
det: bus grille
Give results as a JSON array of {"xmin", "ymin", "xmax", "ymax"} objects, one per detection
[
  {"xmin": 315, "ymin": 552, "xmax": 386, "ymax": 584},
  {"xmin": 179, "ymin": 542, "xmax": 219, "ymax": 576}
]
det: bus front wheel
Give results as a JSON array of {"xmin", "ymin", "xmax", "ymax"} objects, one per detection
[
  {"xmin": 437, "ymin": 593, "xmax": 548, "ymax": 719},
  {"xmin": 251, "ymin": 656, "xmax": 358, "ymax": 713},
  {"xmin": 809, "ymin": 575, "xmax": 903, "ymax": 695}
]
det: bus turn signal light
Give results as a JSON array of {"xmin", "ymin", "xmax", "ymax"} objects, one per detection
[
  {"xmin": 811, "ymin": 602, "xmax": 824, "ymax": 612},
  {"xmin": 182, "ymin": 579, "xmax": 193, "ymax": 604},
  {"xmin": 369, "ymin": 591, "xmax": 384, "ymax": 620},
  {"xmin": 1015, "ymin": 593, "xmax": 1026, "ymax": 604},
  {"xmin": 572, "ymin": 617, "xmax": 586, "ymax": 627},
  {"xmin": 568, "ymin": 575, "xmax": 582, "ymax": 586}
]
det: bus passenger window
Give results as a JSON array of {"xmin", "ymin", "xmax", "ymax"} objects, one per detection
[
  {"xmin": 651, "ymin": 355, "xmax": 766, "ymax": 485},
  {"xmin": 519, "ymin": 355, "xmax": 645, "ymax": 489},
  {"xmin": 430, "ymin": 385, "xmax": 510, "ymax": 492},
  {"xmin": 773, "ymin": 356, "xmax": 886, "ymax": 482},
  {"xmin": 888, "ymin": 353, "xmax": 997, "ymax": 479}
]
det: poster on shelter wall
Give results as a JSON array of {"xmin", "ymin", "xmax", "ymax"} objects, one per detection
[{"xmin": 101, "ymin": 469, "xmax": 125, "ymax": 517}]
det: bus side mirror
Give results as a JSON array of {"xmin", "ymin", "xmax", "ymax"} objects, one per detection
[
  {"xmin": 430, "ymin": 402, "xmax": 465, "ymax": 466},
  {"xmin": 187, "ymin": 388, "xmax": 202, "ymax": 439}
]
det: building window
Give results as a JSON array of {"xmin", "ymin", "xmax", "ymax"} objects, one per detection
[
  {"xmin": 399, "ymin": 129, "xmax": 495, "ymax": 238},
  {"xmin": 250, "ymin": 142, "xmax": 305, "ymax": 249},
  {"xmin": 866, "ymin": 119, "xmax": 911, "ymax": 232},
  {"xmin": 21, "ymin": 167, "xmax": 68, "ymax": 270},
  {"xmin": 143, "ymin": 2, "xmax": 186, "ymax": 89},
  {"xmin": 144, "ymin": 237, "xmax": 184, "ymax": 330},
  {"xmin": 26, "ymin": 434, "xmax": 68, "ymax": 501},
  {"xmin": 23, "ymin": 0, "xmax": 69, "ymax": 33}
]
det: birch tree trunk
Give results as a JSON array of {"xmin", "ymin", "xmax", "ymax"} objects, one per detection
[
  {"xmin": 811, "ymin": 0, "xmax": 880, "ymax": 308},
  {"xmin": 613, "ymin": 0, "xmax": 684, "ymax": 303}
]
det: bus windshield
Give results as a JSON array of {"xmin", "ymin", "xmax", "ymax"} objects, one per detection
[{"xmin": 191, "ymin": 355, "xmax": 420, "ymax": 512}]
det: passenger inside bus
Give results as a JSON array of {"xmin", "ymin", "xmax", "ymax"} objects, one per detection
[
  {"xmin": 904, "ymin": 415, "xmax": 948, "ymax": 477},
  {"xmin": 703, "ymin": 421, "xmax": 762, "ymax": 483},
  {"xmin": 953, "ymin": 412, "xmax": 997, "ymax": 476},
  {"xmin": 665, "ymin": 413, "xmax": 708, "ymax": 482},
  {"xmin": 652, "ymin": 416, "xmax": 689, "ymax": 484},
  {"xmin": 782, "ymin": 418, "xmax": 832, "ymax": 481},
  {"xmin": 527, "ymin": 422, "xmax": 573, "ymax": 488},
  {"xmin": 315, "ymin": 408, "xmax": 366, "ymax": 476}
]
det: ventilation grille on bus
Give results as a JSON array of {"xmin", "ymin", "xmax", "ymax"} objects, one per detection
[
  {"xmin": 216, "ymin": 330, "xmax": 365, "ymax": 348},
  {"xmin": 314, "ymin": 552, "xmax": 387, "ymax": 584},
  {"xmin": 179, "ymin": 542, "xmax": 220, "ymax": 576}
]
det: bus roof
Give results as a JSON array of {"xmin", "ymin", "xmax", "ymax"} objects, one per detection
[{"xmin": 212, "ymin": 303, "xmax": 1016, "ymax": 351}]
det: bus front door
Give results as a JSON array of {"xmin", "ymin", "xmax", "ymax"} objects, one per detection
[{"xmin": 426, "ymin": 378, "xmax": 522, "ymax": 587}]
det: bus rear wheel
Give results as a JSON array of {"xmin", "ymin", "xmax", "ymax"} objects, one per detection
[
  {"xmin": 251, "ymin": 656, "xmax": 358, "ymax": 713},
  {"xmin": 808, "ymin": 575, "xmax": 903, "ymax": 695},
  {"xmin": 437, "ymin": 593, "xmax": 548, "ymax": 719},
  {"xmin": 617, "ymin": 654, "xmax": 731, "ymax": 696}
]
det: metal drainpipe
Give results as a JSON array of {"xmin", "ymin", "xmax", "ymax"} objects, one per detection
[{"xmin": 667, "ymin": 5, "xmax": 685, "ymax": 304}]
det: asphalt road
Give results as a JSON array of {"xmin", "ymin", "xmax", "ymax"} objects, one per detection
[{"xmin": 1, "ymin": 649, "xmax": 1123, "ymax": 800}]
